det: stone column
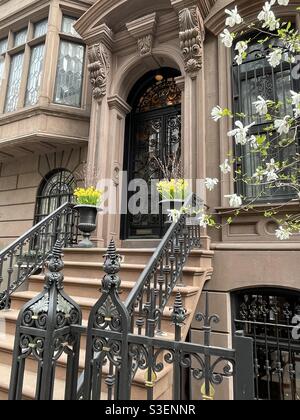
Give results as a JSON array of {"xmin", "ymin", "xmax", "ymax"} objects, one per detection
[
  {"xmin": 105, "ymin": 95, "xmax": 132, "ymax": 246},
  {"xmin": 172, "ymin": 2, "xmax": 206, "ymax": 196},
  {"xmin": 85, "ymin": 26, "xmax": 114, "ymax": 247},
  {"xmin": 39, "ymin": 0, "xmax": 61, "ymax": 106}
]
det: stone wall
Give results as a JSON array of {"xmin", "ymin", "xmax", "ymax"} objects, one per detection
[{"xmin": 0, "ymin": 146, "xmax": 87, "ymax": 249}]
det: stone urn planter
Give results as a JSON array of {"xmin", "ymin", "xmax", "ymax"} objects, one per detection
[{"xmin": 75, "ymin": 205, "xmax": 99, "ymax": 248}]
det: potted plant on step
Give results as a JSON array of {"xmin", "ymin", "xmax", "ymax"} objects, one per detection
[
  {"xmin": 74, "ymin": 186, "xmax": 103, "ymax": 248},
  {"xmin": 155, "ymin": 154, "xmax": 189, "ymax": 223}
]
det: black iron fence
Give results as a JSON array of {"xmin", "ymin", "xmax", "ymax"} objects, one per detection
[
  {"xmin": 0, "ymin": 203, "xmax": 79, "ymax": 311},
  {"xmin": 234, "ymin": 292, "xmax": 300, "ymax": 401},
  {"xmin": 9, "ymin": 239, "xmax": 254, "ymax": 401}
]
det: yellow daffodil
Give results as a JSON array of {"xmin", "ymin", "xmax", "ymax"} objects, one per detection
[
  {"xmin": 74, "ymin": 186, "xmax": 103, "ymax": 206},
  {"xmin": 156, "ymin": 179, "xmax": 188, "ymax": 200}
]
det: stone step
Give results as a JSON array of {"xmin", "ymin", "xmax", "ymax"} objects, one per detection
[
  {"xmin": 57, "ymin": 261, "xmax": 209, "ymax": 287},
  {"xmin": 28, "ymin": 275, "xmax": 200, "ymax": 307},
  {"xmin": 0, "ymin": 359, "xmax": 69, "ymax": 400},
  {"xmin": 9, "ymin": 290, "xmax": 193, "ymax": 334},
  {"xmin": 63, "ymin": 247, "xmax": 214, "ymax": 269}
]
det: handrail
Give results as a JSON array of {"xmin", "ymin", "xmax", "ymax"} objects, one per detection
[
  {"xmin": 0, "ymin": 202, "xmax": 79, "ymax": 310},
  {"xmin": 125, "ymin": 192, "xmax": 203, "ymax": 335},
  {"xmin": 0, "ymin": 203, "xmax": 72, "ymax": 258}
]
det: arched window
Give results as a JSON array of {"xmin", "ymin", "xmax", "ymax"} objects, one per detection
[
  {"xmin": 232, "ymin": 37, "xmax": 300, "ymax": 201},
  {"xmin": 122, "ymin": 68, "xmax": 182, "ymax": 239},
  {"xmin": 233, "ymin": 288, "xmax": 300, "ymax": 400},
  {"xmin": 34, "ymin": 169, "xmax": 76, "ymax": 224}
]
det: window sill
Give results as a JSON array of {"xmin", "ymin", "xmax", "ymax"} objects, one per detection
[
  {"xmin": 0, "ymin": 103, "xmax": 90, "ymax": 125},
  {"xmin": 215, "ymin": 200, "xmax": 300, "ymax": 214}
]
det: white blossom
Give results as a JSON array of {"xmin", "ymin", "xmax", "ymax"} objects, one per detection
[
  {"xmin": 290, "ymin": 91, "xmax": 300, "ymax": 118},
  {"xmin": 267, "ymin": 49, "xmax": 282, "ymax": 68},
  {"xmin": 277, "ymin": 0, "xmax": 289, "ymax": 5},
  {"xmin": 234, "ymin": 41, "xmax": 248, "ymax": 65},
  {"xmin": 211, "ymin": 106, "xmax": 223, "ymax": 122},
  {"xmin": 225, "ymin": 194, "xmax": 243, "ymax": 208},
  {"xmin": 220, "ymin": 159, "xmax": 231, "ymax": 174},
  {"xmin": 227, "ymin": 121, "xmax": 255, "ymax": 145},
  {"xmin": 258, "ymin": 1, "xmax": 280, "ymax": 31},
  {"xmin": 274, "ymin": 116, "xmax": 291, "ymax": 135},
  {"xmin": 265, "ymin": 159, "xmax": 279, "ymax": 182},
  {"xmin": 199, "ymin": 213, "xmax": 208, "ymax": 228},
  {"xmin": 220, "ymin": 29, "xmax": 234, "ymax": 48},
  {"xmin": 225, "ymin": 6, "xmax": 243, "ymax": 28},
  {"xmin": 275, "ymin": 226, "xmax": 292, "ymax": 240},
  {"xmin": 167, "ymin": 209, "xmax": 181, "ymax": 223},
  {"xmin": 205, "ymin": 178, "xmax": 219, "ymax": 191},
  {"xmin": 249, "ymin": 135, "xmax": 259, "ymax": 149},
  {"xmin": 253, "ymin": 96, "xmax": 270, "ymax": 116}
]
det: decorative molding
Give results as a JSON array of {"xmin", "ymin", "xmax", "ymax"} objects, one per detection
[
  {"xmin": 126, "ymin": 13, "xmax": 157, "ymax": 56},
  {"xmin": 178, "ymin": 6, "xmax": 205, "ymax": 74},
  {"xmin": 170, "ymin": 0, "xmax": 216, "ymax": 18},
  {"xmin": 175, "ymin": 75, "xmax": 185, "ymax": 92},
  {"xmin": 137, "ymin": 34, "xmax": 153, "ymax": 56},
  {"xmin": 107, "ymin": 95, "xmax": 132, "ymax": 115},
  {"xmin": 84, "ymin": 24, "xmax": 114, "ymax": 50},
  {"xmin": 88, "ymin": 43, "xmax": 111, "ymax": 102}
]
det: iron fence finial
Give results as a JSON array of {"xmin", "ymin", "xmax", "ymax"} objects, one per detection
[{"xmin": 102, "ymin": 239, "xmax": 121, "ymax": 292}]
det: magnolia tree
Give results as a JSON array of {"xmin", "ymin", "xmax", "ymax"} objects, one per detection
[{"xmin": 202, "ymin": 0, "xmax": 300, "ymax": 240}]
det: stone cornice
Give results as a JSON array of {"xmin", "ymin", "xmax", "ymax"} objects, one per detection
[
  {"xmin": 211, "ymin": 242, "xmax": 300, "ymax": 251},
  {"xmin": 84, "ymin": 23, "xmax": 114, "ymax": 49},
  {"xmin": 126, "ymin": 12, "xmax": 158, "ymax": 39},
  {"xmin": 215, "ymin": 201, "xmax": 300, "ymax": 215}
]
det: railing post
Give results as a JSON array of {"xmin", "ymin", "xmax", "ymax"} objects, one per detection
[
  {"xmin": 83, "ymin": 239, "xmax": 131, "ymax": 401},
  {"xmin": 9, "ymin": 240, "xmax": 82, "ymax": 400},
  {"xmin": 171, "ymin": 292, "xmax": 187, "ymax": 400},
  {"xmin": 234, "ymin": 331, "xmax": 255, "ymax": 400}
]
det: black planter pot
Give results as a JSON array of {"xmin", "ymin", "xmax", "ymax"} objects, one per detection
[{"xmin": 75, "ymin": 205, "xmax": 98, "ymax": 248}]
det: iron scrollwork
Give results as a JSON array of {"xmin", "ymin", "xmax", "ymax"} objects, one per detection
[{"xmin": 9, "ymin": 240, "xmax": 82, "ymax": 400}]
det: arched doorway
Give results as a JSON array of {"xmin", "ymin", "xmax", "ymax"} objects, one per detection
[
  {"xmin": 34, "ymin": 169, "xmax": 76, "ymax": 224},
  {"xmin": 122, "ymin": 67, "xmax": 182, "ymax": 240}
]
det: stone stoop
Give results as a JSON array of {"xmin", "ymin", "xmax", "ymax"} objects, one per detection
[{"xmin": 0, "ymin": 247, "xmax": 214, "ymax": 400}]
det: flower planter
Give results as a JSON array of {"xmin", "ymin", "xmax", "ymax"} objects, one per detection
[{"xmin": 75, "ymin": 205, "xmax": 99, "ymax": 248}]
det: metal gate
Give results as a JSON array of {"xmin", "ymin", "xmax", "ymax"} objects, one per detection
[{"xmin": 234, "ymin": 290, "xmax": 300, "ymax": 400}]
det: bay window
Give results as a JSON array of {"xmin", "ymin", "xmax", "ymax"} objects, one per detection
[
  {"xmin": 1, "ymin": 19, "xmax": 47, "ymax": 113},
  {"xmin": 54, "ymin": 16, "xmax": 85, "ymax": 108}
]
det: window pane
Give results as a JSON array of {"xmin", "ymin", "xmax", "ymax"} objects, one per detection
[
  {"xmin": 5, "ymin": 52, "xmax": 24, "ymax": 112},
  {"xmin": 14, "ymin": 29, "xmax": 27, "ymax": 47},
  {"xmin": 25, "ymin": 44, "xmax": 45, "ymax": 106},
  {"xmin": 34, "ymin": 19, "xmax": 48, "ymax": 38},
  {"xmin": 0, "ymin": 38, "xmax": 8, "ymax": 55},
  {"xmin": 54, "ymin": 41, "xmax": 84, "ymax": 107},
  {"xmin": 233, "ymin": 39, "xmax": 298, "ymax": 201},
  {"xmin": 61, "ymin": 16, "xmax": 80, "ymax": 37}
]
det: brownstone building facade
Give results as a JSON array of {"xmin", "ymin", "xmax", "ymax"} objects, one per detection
[{"xmin": 0, "ymin": 0, "xmax": 300, "ymax": 400}]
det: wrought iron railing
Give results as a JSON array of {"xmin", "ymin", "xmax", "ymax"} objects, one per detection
[
  {"xmin": 0, "ymin": 202, "xmax": 79, "ymax": 311},
  {"xmin": 9, "ymin": 239, "xmax": 254, "ymax": 401},
  {"xmin": 125, "ymin": 193, "xmax": 202, "ymax": 336}
]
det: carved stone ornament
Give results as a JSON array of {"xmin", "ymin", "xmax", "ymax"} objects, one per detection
[
  {"xmin": 137, "ymin": 34, "xmax": 153, "ymax": 56},
  {"xmin": 88, "ymin": 43, "xmax": 111, "ymax": 101},
  {"xmin": 179, "ymin": 7, "xmax": 205, "ymax": 73}
]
